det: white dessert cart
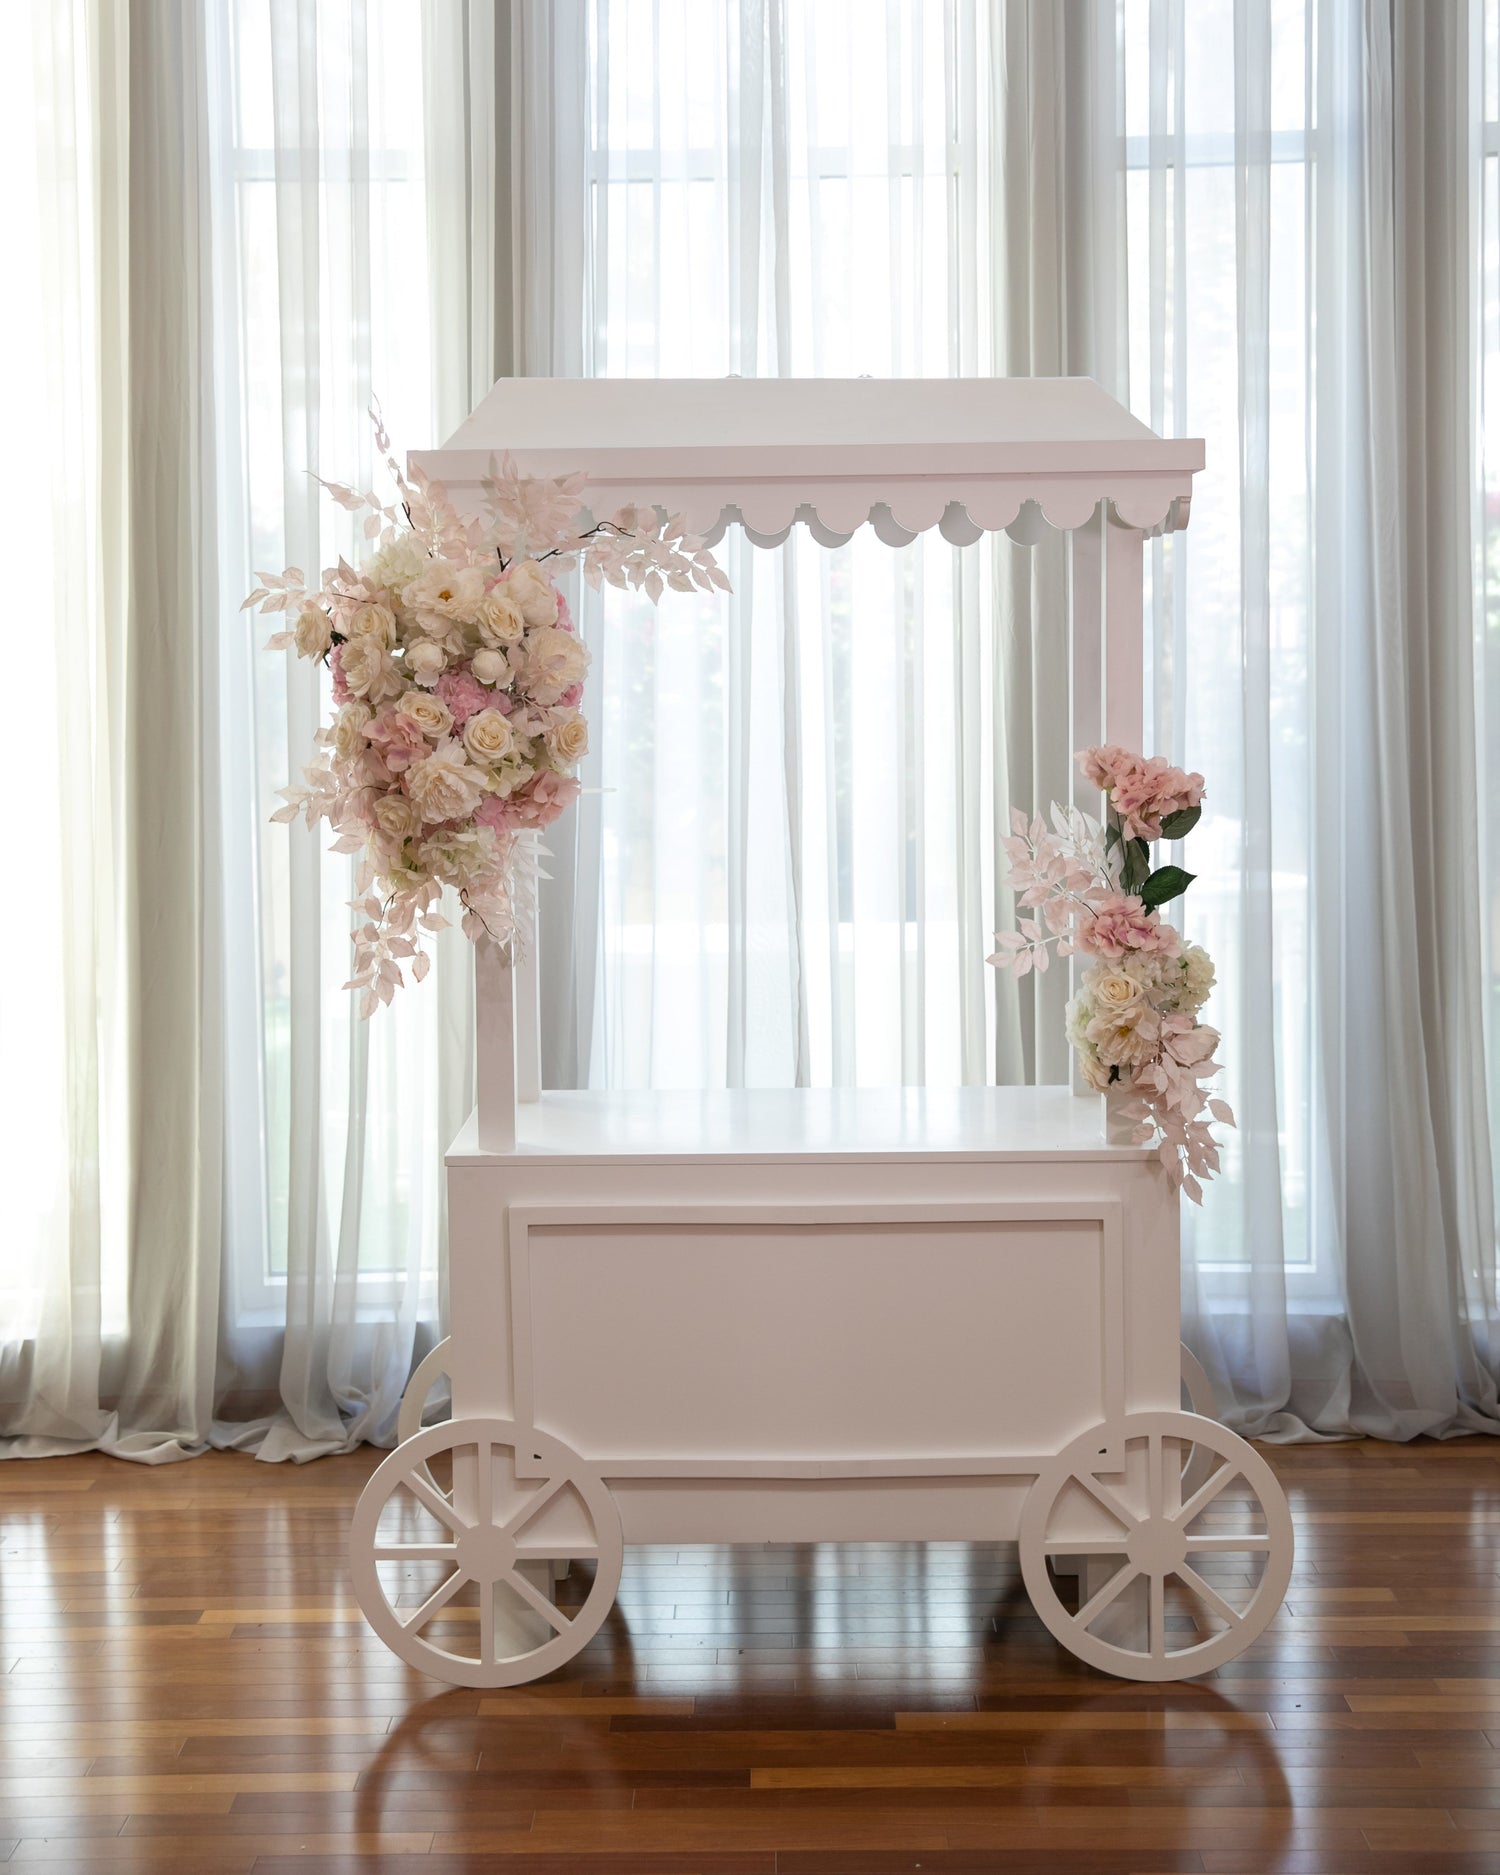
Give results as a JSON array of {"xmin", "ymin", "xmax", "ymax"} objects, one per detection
[{"xmin": 348, "ymin": 378, "xmax": 1293, "ymax": 1687}]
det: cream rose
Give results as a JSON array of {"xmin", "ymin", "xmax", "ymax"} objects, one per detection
[
  {"xmin": 462, "ymin": 708, "xmax": 515, "ymax": 764},
  {"xmin": 404, "ymin": 561, "xmax": 487, "ymax": 623},
  {"xmin": 520, "ymin": 626, "xmax": 590, "ymax": 705},
  {"xmin": 475, "ymin": 590, "xmax": 527, "ymax": 648},
  {"xmin": 504, "ymin": 560, "xmax": 560, "ymax": 629},
  {"xmin": 340, "ymin": 636, "xmax": 401, "ymax": 703},
  {"xmin": 373, "ymin": 792, "xmax": 418, "ymax": 841},
  {"xmin": 406, "ymin": 738, "xmax": 486, "ymax": 824},
  {"xmin": 471, "ymin": 647, "xmax": 508, "ymax": 686},
  {"xmin": 343, "ymin": 600, "xmax": 397, "ymax": 647},
  {"xmin": 396, "ymin": 689, "xmax": 453, "ymax": 740},
  {"xmin": 406, "ymin": 640, "xmax": 447, "ymax": 688},
  {"xmin": 1087, "ymin": 970, "xmax": 1148, "ymax": 1023},
  {"xmin": 544, "ymin": 712, "xmax": 589, "ymax": 767},
  {"xmin": 332, "ymin": 701, "xmax": 373, "ymax": 762},
  {"xmin": 293, "ymin": 602, "xmax": 332, "ymax": 660}
]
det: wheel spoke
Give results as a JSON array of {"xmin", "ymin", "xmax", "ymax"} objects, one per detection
[
  {"xmin": 1072, "ymin": 1561, "xmax": 1139, "ymax": 1634},
  {"xmin": 1185, "ymin": 1533, "xmax": 1271, "ymax": 1554},
  {"xmin": 1042, "ymin": 1538, "xmax": 1130, "ymax": 1557},
  {"xmin": 1148, "ymin": 1433, "xmax": 1164, "ymax": 1519},
  {"xmin": 1149, "ymin": 1570, "xmax": 1166, "ymax": 1660},
  {"xmin": 499, "ymin": 1471, "xmax": 570, "ymax": 1542},
  {"xmin": 1171, "ymin": 1456, "xmax": 1241, "ymax": 1528},
  {"xmin": 375, "ymin": 1543, "xmax": 458, "ymax": 1563},
  {"xmin": 514, "ymin": 1541, "xmax": 598, "ymax": 1562},
  {"xmin": 1074, "ymin": 1469, "xmax": 1139, "ymax": 1533},
  {"xmin": 406, "ymin": 1469, "xmax": 467, "ymax": 1536},
  {"xmin": 479, "ymin": 1582, "xmax": 496, "ymax": 1665},
  {"xmin": 504, "ymin": 1565, "xmax": 573, "ymax": 1634},
  {"xmin": 1174, "ymin": 1561, "xmax": 1244, "ymax": 1629},
  {"xmin": 400, "ymin": 1567, "xmax": 469, "ymax": 1633}
]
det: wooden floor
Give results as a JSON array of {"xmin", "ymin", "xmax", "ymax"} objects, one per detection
[{"xmin": 3, "ymin": 1441, "xmax": 1500, "ymax": 1872}]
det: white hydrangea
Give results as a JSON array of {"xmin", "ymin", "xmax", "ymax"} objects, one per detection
[{"xmin": 365, "ymin": 533, "xmax": 429, "ymax": 598}]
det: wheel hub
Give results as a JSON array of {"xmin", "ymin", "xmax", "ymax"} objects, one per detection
[
  {"xmin": 455, "ymin": 1523, "xmax": 518, "ymax": 1584},
  {"xmin": 1125, "ymin": 1514, "xmax": 1187, "ymax": 1578}
]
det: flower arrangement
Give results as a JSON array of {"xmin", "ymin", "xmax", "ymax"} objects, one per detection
[
  {"xmin": 243, "ymin": 409, "xmax": 728, "ymax": 1014},
  {"xmin": 988, "ymin": 745, "xmax": 1233, "ymax": 1201}
]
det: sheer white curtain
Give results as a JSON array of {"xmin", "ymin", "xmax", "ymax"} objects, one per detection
[
  {"xmin": 207, "ymin": 0, "xmax": 484, "ymax": 1457},
  {"xmin": 551, "ymin": 0, "xmax": 1500, "ymax": 1439},
  {"xmin": 1121, "ymin": 0, "xmax": 1499, "ymax": 1438}
]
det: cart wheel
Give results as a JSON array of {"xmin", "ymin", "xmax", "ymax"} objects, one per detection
[
  {"xmin": 398, "ymin": 1337, "xmax": 453, "ymax": 1445},
  {"xmin": 1019, "ymin": 1410, "xmax": 1293, "ymax": 1682},
  {"xmin": 349, "ymin": 1416, "xmax": 623, "ymax": 1688}
]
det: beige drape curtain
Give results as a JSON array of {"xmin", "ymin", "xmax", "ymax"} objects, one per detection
[{"xmin": 0, "ymin": 0, "xmax": 222, "ymax": 1461}]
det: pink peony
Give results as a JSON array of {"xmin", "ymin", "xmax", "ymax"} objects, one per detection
[
  {"xmin": 1077, "ymin": 892, "xmax": 1181, "ymax": 962},
  {"xmin": 365, "ymin": 709, "xmax": 428, "ymax": 774},
  {"xmin": 435, "ymin": 662, "xmax": 491, "ymax": 727}
]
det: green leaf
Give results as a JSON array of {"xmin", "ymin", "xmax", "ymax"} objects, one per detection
[
  {"xmin": 1159, "ymin": 804, "xmax": 1201, "ymax": 841},
  {"xmin": 1141, "ymin": 865, "xmax": 1196, "ymax": 909},
  {"xmin": 1120, "ymin": 837, "xmax": 1152, "ymax": 894}
]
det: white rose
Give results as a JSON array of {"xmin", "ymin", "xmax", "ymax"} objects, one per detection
[
  {"xmin": 476, "ymin": 589, "xmax": 527, "ymax": 648},
  {"xmin": 406, "ymin": 640, "xmax": 447, "ymax": 688},
  {"xmin": 520, "ymin": 626, "xmax": 590, "ymax": 705},
  {"xmin": 404, "ymin": 561, "xmax": 487, "ymax": 624},
  {"xmin": 397, "ymin": 689, "xmax": 453, "ymax": 740},
  {"xmin": 332, "ymin": 702, "xmax": 373, "ymax": 762},
  {"xmin": 544, "ymin": 712, "xmax": 589, "ymax": 767},
  {"xmin": 1078, "ymin": 1049, "xmax": 1112, "ymax": 1092},
  {"xmin": 373, "ymin": 792, "xmax": 418, "ymax": 842},
  {"xmin": 471, "ymin": 647, "xmax": 508, "ymax": 686},
  {"xmin": 294, "ymin": 602, "xmax": 332, "ymax": 660},
  {"xmin": 340, "ymin": 636, "xmax": 401, "ymax": 703},
  {"xmin": 504, "ymin": 560, "xmax": 560, "ymax": 629},
  {"xmin": 343, "ymin": 600, "xmax": 397, "ymax": 647},
  {"xmin": 406, "ymin": 739, "xmax": 487, "ymax": 824},
  {"xmin": 463, "ymin": 708, "xmax": 515, "ymax": 764}
]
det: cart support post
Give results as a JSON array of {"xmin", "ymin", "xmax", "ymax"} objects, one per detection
[{"xmin": 475, "ymin": 937, "xmax": 517, "ymax": 1152}]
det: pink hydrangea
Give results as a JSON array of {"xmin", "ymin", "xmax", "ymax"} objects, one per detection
[
  {"xmin": 1078, "ymin": 746, "xmax": 1204, "ymax": 842},
  {"xmin": 1077, "ymin": 892, "xmax": 1181, "ymax": 962},
  {"xmin": 435, "ymin": 662, "xmax": 491, "ymax": 727},
  {"xmin": 365, "ymin": 709, "xmax": 428, "ymax": 773},
  {"xmin": 474, "ymin": 794, "xmax": 521, "ymax": 834}
]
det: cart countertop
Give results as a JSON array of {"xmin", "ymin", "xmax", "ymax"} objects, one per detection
[{"xmin": 446, "ymin": 1084, "xmax": 1153, "ymax": 1167}]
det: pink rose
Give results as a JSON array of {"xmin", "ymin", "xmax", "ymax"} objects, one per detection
[
  {"xmin": 435, "ymin": 662, "xmax": 491, "ymax": 727},
  {"xmin": 558, "ymin": 682, "xmax": 583, "ymax": 709},
  {"xmin": 1077, "ymin": 892, "xmax": 1181, "ymax": 962},
  {"xmin": 330, "ymin": 645, "xmax": 351, "ymax": 704},
  {"xmin": 365, "ymin": 709, "xmax": 428, "ymax": 773}
]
